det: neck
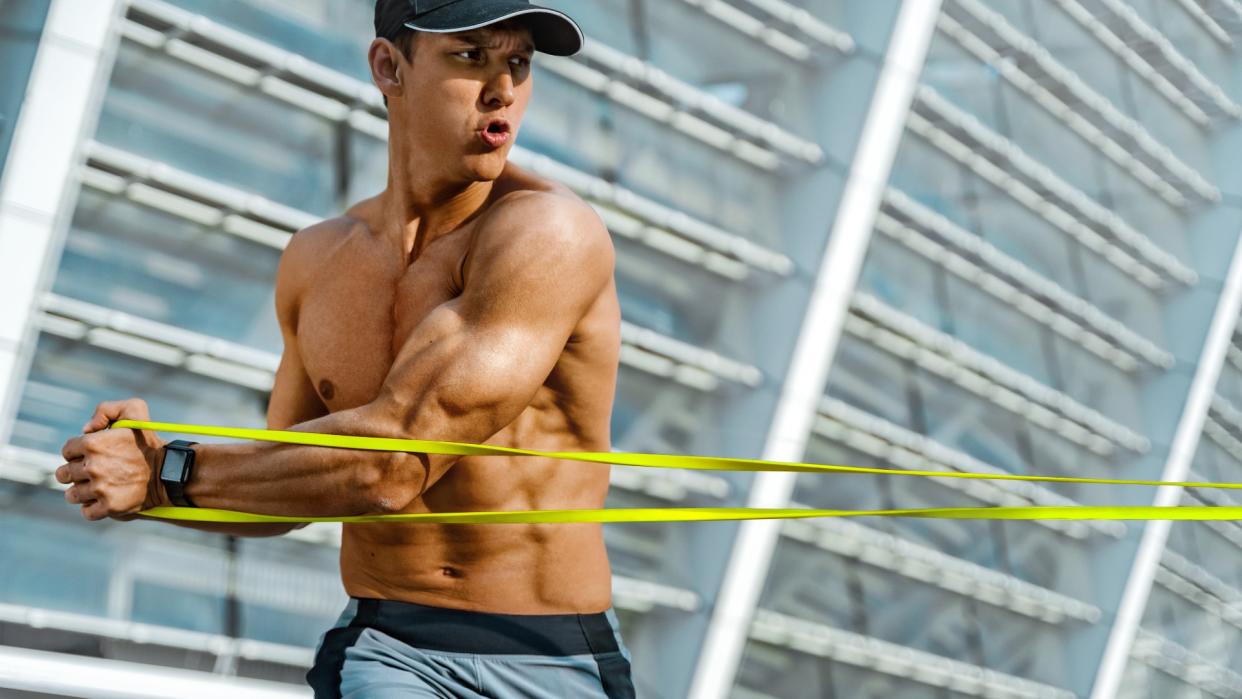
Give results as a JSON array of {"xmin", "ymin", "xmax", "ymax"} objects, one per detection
[{"xmin": 380, "ymin": 125, "xmax": 496, "ymax": 263}]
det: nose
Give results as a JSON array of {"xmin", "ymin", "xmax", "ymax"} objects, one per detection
[{"xmin": 481, "ymin": 69, "xmax": 516, "ymax": 109}]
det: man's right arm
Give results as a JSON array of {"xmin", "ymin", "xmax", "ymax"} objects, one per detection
[{"xmin": 163, "ymin": 227, "xmax": 328, "ymax": 537}]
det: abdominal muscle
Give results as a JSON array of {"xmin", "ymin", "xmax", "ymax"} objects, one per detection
[{"xmin": 337, "ymin": 402, "xmax": 616, "ymax": 615}]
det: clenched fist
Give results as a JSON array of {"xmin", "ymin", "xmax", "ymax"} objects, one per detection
[{"xmin": 55, "ymin": 398, "xmax": 169, "ymax": 521}]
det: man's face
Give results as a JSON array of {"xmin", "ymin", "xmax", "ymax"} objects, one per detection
[{"xmin": 392, "ymin": 23, "xmax": 535, "ymax": 182}]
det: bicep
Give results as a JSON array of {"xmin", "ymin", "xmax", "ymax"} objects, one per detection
[
  {"xmin": 381, "ymin": 196, "xmax": 612, "ymax": 431},
  {"xmin": 367, "ymin": 196, "xmax": 612, "ymax": 494},
  {"xmin": 367, "ymin": 299, "xmax": 587, "ymax": 502},
  {"xmin": 377, "ymin": 299, "xmax": 567, "ymax": 434}
]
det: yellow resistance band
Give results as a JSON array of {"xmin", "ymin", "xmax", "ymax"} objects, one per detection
[{"xmin": 112, "ymin": 419, "xmax": 1242, "ymax": 524}]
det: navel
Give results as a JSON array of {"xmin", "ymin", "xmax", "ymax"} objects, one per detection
[{"xmin": 318, "ymin": 378, "xmax": 336, "ymax": 401}]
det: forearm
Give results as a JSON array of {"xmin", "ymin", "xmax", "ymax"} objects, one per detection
[{"xmin": 181, "ymin": 404, "xmax": 418, "ymax": 517}]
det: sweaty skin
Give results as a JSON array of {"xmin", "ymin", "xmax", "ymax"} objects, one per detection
[{"xmin": 58, "ymin": 21, "xmax": 624, "ymax": 615}]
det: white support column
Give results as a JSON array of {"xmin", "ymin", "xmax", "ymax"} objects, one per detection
[
  {"xmin": 0, "ymin": 0, "xmax": 124, "ymax": 446},
  {"xmin": 1090, "ymin": 231, "xmax": 1242, "ymax": 699},
  {"xmin": 685, "ymin": 2, "xmax": 942, "ymax": 697}
]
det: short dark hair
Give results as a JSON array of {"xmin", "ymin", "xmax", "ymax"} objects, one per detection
[{"xmin": 374, "ymin": 0, "xmax": 420, "ymax": 108}]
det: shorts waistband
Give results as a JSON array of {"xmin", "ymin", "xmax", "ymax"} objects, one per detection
[{"xmin": 346, "ymin": 597, "xmax": 621, "ymax": 657}]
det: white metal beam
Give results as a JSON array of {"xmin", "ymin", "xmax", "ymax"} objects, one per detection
[
  {"xmin": 684, "ymin": 2, "xmax": 943, "ymax": 697},
  {"xmin": 1090, "ymin": 230, "xmax": 1242, "ymax": 699},
  {"xmin": 0, "ymin": 644, "xmax": 309, "ymax": 699},
  {"xmin": 0, "ymin": 0, "xmax": 124, "ymax": 446}
]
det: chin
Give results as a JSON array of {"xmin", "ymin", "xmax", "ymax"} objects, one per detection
[{"xmin": 467, "ymin": 156, "xmax": 507, "ymax": 182}]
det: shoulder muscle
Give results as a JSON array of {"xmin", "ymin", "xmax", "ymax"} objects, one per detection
[{"xmin": 463, "ymin": 192, "xmax": 613, "ymax": 317}]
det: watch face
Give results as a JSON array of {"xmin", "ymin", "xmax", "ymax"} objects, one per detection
[{"xmin": 163, "ymin": 452, "xmax": 187, "ymax": 481}]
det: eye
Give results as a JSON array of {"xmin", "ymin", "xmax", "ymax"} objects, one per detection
[
  {"xmin": 510, "ymin": 55, "xmax": 531, "ymax": 68},
  {"xmin": 454, "ymin": 49, "xmax": 484, "ymax": 61}
]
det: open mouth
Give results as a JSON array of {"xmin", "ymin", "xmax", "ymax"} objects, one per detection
[{"xmin": 479, "ymin": 119, "xmax": 511, "ymax": 148}]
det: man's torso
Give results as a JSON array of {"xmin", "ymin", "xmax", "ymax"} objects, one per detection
[{"xmin": 290, "ymin": 164, "xmax": 620, "ymax": 613}]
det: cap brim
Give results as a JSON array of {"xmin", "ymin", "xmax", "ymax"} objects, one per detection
[{"xmin": 404, "ymin": 2, "xmax": 583, "ymax": 57}]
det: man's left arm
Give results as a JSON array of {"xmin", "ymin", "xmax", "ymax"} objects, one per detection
[{"xmin": 56, "ymin": 193, "xmax": 614, "ymax": 521}]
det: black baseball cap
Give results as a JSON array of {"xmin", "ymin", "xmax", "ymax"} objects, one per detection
[{"xmin": 376, "ymin": 0, "xmax": 583, "ymax": 56}]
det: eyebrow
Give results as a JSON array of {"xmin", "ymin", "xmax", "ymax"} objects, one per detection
[{"xmin": 452, "ymin": 31, "xmax": 535, "ymax": 53}]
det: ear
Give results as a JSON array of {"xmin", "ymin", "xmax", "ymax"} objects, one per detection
[{"xmin": 368, "ymin": 38, "xmax": 405, "ymax": 104}]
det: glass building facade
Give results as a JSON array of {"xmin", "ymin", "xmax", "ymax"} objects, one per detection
[{"xmin": 1, "ymin": 1, "xmax": 1242, "ymax": 697}]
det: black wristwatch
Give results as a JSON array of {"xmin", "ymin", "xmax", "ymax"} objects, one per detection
[{"xmin": 160, "ymin": 440, "xmax": 199, "ymax": 507}]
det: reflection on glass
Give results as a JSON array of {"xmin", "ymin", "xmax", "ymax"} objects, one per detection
[
  {"xmin": 13, "ymin": 334, "xmax": 267, "ymax": 455},
  {"xmin": 164, "ymin": 0, "xmax": 375, "ymax": 81},
  {"xmin": 617, "ymin": 275, "xmax": 691, "ymax": 341},
  {"xmin": 913, "ymin": 370, "xmax": 1026, "ymax": 476},
  {"xmin": 98, "ymin": 43, "xmax": 337, "ymax": 216},
  {"xmin": 1167, "ymin": 521, "xmax": 1242, "ymax": 591},
  {"xmin": 57, "ymin": 189, "xmax": 282, "ymax": 351},
  {"xmin": 1, "ymin": 490, "xmax": 344, "ymax": 644},
  {"xmin": 1140, "ymin": 585, "xmax": 1212, "ymax": 657},
  {"xmin": 1049, "ymin": 335, "xmax": 1144, "ymax": 434},
  {"xmin": 888, "ymin": 133, "xmax": 976, "ymax": 235},
  {"xmin": 857, "ymin": 236, "xmax": 947, "ymax": 332},
  {"xmin": 0, "ymin": 498, "xmax": 116, "ymax": 617},
  {"xmin": 943, "ymin": 274, "xmax": 1053, "ymax": 385},
  {"xmin": 826, "ymin": 335, "xmax": 913, "ymax": 429}
]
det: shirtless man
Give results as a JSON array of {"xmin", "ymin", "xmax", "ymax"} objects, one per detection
[{"xmin": 54, "ymin": 1, "xmax": 634, "ymax": 696}]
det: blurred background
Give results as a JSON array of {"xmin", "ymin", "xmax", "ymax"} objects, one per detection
[{"xmin": 2, "ymin": 0, "xmax": 1242, "ymax": 697}]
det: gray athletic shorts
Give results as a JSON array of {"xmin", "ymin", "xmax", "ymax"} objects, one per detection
[{"xmin": 306, "ymin": 597, "xmax": 636, "ymax": 698}]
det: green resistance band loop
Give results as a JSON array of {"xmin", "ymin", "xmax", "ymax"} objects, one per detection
[{"xmin": 111, "ymin": 419, "xmax": 1242, "ymax": 524}]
